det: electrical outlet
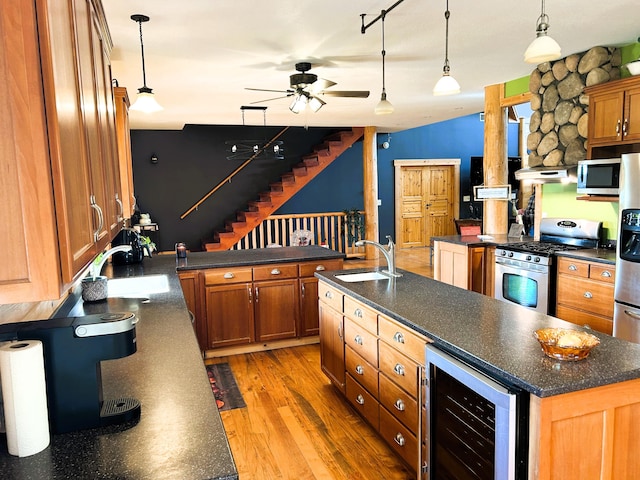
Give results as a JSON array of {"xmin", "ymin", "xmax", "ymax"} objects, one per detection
[
  {"xmin": 463, "ymin": 195, "xmax": 471, "ymax": 202},
  {"xmin": 377, "ymin": 199, "xmax": 382, "ymax": 206}
]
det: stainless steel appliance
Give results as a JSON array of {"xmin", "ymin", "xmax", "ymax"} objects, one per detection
[
  {"xmin": 495, "ymin": 218, "xmax": 602, "ymax": 314},
  {"xmin": 425, "ymin": 345, "xmax": 529, "ymax": 479},
  {"xmin": 577, "ymin": 158, "xmax": 621, "ymax": 195},
  {"xmin": 614, "ymin": 153, "xmax": 640, "ymax": 343}
]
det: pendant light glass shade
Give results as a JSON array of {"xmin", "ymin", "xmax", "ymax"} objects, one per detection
[
  {"xmin": 524, "ymin": 0, "xmax": 561, "ymax": 64},
  {"xmin": 433, "ymin": 1, "xmax": 460, "ymax": 96},
  {"xmin": 375, "ymin": 92, "xmax": 394, "ymax": 115},
  {"xmin": 433, "ymin": 72, "xmax": 460, "ymax": 96},
  {"xmin": 130, "ymin": 14, "xmax": 163, "ymax": 113}
]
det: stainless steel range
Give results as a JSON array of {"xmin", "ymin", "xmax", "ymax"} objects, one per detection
[{"xmin": 495, "ymin": 218, "xmax": 602, "ymax": 314}]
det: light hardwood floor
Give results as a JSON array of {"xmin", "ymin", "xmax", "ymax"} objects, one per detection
[{"xmin": 206, "ymin": 247, "xmax": 432, "ymax": 479}]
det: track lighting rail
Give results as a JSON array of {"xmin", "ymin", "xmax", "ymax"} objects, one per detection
[{"xmin": 360, "ymin": 0, "xmax": 405, "ymax": 34}]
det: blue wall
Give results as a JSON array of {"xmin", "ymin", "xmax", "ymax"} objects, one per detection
[{"xmin": 277, "ymin": 113, "xmax": 522, "ymax": 239}]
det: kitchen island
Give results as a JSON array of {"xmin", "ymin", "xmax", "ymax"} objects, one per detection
[{"xmin": 316, "ymin": 268, "xmax": 640, "ymax": 478}]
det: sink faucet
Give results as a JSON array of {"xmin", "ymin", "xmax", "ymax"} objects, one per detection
[
  {"xmin": 89, "ymin": 245, "xmax": 132, "ymax": 279},
  {"xmin": 355, "ymin": 235, "xmax": 402, "ymax": 278}
]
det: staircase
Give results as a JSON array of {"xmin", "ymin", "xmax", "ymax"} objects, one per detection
[{"xmin": 203, "ymin": 127, "xmax": 364, "ymax": 251}]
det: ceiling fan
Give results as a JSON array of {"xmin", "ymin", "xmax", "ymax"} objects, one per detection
[{"xmin": 245, "ymin": 62, "xmax": 370, "ymax": 113}]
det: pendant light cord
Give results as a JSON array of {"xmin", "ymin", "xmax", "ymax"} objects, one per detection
[
  {"xmin": 443, "ymin": 0, "xmax": 451, "ymax": 73},
  {"xmin": 137, "ymin": 19, "xmax": 148, "ymax": 88},
  {"xmin": 381, "ymin": 10, "xmax": 387, "ymax": 94}
]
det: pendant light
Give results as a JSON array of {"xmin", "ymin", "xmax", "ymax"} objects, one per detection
[
  {"xmin": 130, "ymin": 14, "xmax": 163, "ymax": 113},
  {"xmin": 524, "ymin": 0, "xmax": 561, "ymax": 64},
  {"xmin": 433, "ymin": 0, "xmax": 460, "ymax": 96},
  {"xmin": 374, "ymin": 10, "xmax": 394, "ymax": 115}
]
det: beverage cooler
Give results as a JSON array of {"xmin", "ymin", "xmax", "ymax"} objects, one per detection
[{"xmin": 614, "ymin": 153, "xmax": 640, "ymax": 342}]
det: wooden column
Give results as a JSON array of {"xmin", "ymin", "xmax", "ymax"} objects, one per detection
[
  {"xmin": 363, "ymin": 126, "xmax": 379, "ymax": 260},
  {"xmin": 483, "ymin": 84, "xmax": 508, "ymax": 235}
]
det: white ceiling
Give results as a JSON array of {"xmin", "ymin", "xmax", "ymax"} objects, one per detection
[{"xmin": 102, "ymin": 0, "xmax": 639, "ymax": 132}]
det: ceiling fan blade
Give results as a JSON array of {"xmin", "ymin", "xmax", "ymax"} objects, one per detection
[
  {"xmin": 245, "ymin": 87, "xmax": 294, "ymax": 94},
  {"xmin": 249, "ymin": 94, "xmax": 294, "ymax": 104},
  {"xmin": 319, "ymin": 90, "xmax": 370, "ymax": 98},
  {"xmin": 310, "ymin": 78, "xmax": 337, "ymax": 93}
]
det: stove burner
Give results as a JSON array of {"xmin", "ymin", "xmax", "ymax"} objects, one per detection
[{"xmin": 498, "ymin": 242, "xmax": 580, "ymax": 256}]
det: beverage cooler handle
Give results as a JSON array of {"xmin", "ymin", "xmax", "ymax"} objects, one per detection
[{"xmin": 624, "ymin": 309, "xmax": 640, "ymax": 321}]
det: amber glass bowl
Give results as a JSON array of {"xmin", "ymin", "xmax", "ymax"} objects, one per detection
[{"xmin": 533, "ymin": 328, "xmax": 601, "ymax": 361}]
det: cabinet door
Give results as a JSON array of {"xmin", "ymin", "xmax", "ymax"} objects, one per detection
[
  {"xmin": 319, "ymin": 300, "xmax": 345, "ymax": 392},
  {"xmin": 0, "ymin": 0, "xmax": 62, "ymax": 303},
  {"xmin": 434, "ymin": 241, "xmax": 469, "ymax": 289},
  {"xmin": 114, "ymin": 87, "xmax": 135, "ymax": 218},
  {"xmin": 623, "ymin": 85, "xmax": 640, "ymax": 142},
  {"xmin": 300, "ymin": 276, "xmax": 319, "ymax": 336},
  {"xmin": 205, "ymin": 283, "xmax": 254, "ymax": 348},
  {"xmin": 178, "ymin": 271, "xmax": 205, "ymax": 349},
  {"xmin": 588, "ymin": 90, "xmax": 624, "ymax": 145},
  {"xmin": 254, "ymin": 278, "xmax": 299, "ymax": 342}
]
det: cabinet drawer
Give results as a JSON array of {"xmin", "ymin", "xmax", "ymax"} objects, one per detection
[
  {"xmin": 557, "ymin": 275, "xmax": 614, "ymax": 318},
  {"xmin": 557, "ymin": 258, "xmax": 589, "ymax": 278},
  {"xmin": 318, "ymin": 281, "xmax": 343, "ymax": 312},
  {"xmin": 589, "ymin": 263, "xmax": 615, "ymax": 284},
  {"xmin": 344, "ymin": 318, "xmax": 379, "ymax": 367},
  {"xmin": 378, "ymin": 341, "xmax": 420, "ymax": 398},
  {"xmin": 379, "ymin": 373, "xmax": 418, "ymax": 434},
  {"xmin": 378, "ymin": 314, "xmax": 429, "ymax": 364},
  {"xmin": 253, "ymin": 263, "xmax": 298, "ymax": 281},
  {"xmin": 204, "ymin": 268, "xmax": 253, "ymax": 285},
  {"xmin": 345, "ymin": 346, "xmax": 379, "ymax": 398},
  {"xmin": 299, "ymin": 259, "xmax": 343, "ymax": 277},
  {"xmin": 555, "ymin": 305, "xmax": 613, "ymax": 335},
  {"xmin": 346, "ymin": 374, "xmax": 379, "ymax": 430},
  {"xmin": 343, "ymin": 296, "xmax": 378, "ymax": 334},
  {"xmin": 379, "ymin": 407, "xmax": 418, "ymax": 470}
]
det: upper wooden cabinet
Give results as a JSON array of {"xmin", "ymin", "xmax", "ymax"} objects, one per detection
[
  {"xmin": 586, "ymin": 76, "xmax": 640, "ymax": 157},
  {"xmin": 114, "ymin": 87, "xmax": 136, "ymax": 218},
  {"xmin": 0, "ymin": 0, "xmax": 126, "ymax": 304}
]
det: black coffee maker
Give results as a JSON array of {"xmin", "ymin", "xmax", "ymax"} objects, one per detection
[
  {"xmin": 0, "ymin": 312, "xmax": 140, "ymax": 434},
  {"xmin": 111, "ymin": 228, "xmax": 145, "ymax": 265}
]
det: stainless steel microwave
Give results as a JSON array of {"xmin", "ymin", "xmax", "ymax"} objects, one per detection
[{"xmin": 577, "ymin": 158, "xmax": 620, "ymax": 195}]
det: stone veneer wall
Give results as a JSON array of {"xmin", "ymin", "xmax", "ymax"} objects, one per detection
[{"xmin": 527, "ymin": 46, "xmax": 621, "ymax": 167}]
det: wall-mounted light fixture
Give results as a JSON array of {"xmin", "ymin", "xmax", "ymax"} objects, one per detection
[
  {"xmin": 524, "ymin": 0, "xmax": 561, "ymax": 64},
  {"xmin": 150, "ymin": 154, "xmax": 159, "ymax": 164},
  {"xmin": 130, "ymin": 14, "xmax": 163, "ymax": 113}
]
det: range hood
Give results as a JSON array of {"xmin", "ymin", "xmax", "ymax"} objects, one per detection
[{"xmin": 514, "ymin": 165, "xmax": 577, "ymax": 183}]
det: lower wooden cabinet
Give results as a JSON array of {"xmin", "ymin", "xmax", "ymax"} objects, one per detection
[
  {"xmin": 180, "ymin": 258, "xmax": 343, "ymax": 353},
  {"xmin": 318, "ymin": 279, "xmax": 431, "ymax": 475},
  {"xmin": 433, "ymin": 240, "xmax": 490, "ymax": 294},
  {"xmin": 555, "ymin": 257, "xmax": 615, "ymax": 334}
]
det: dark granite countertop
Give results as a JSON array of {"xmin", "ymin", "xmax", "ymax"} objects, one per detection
[
  {"xmin": 556, "ymin": 248, "xmax": 617, "ymax": 265},
  {"xmin": 0, "ymin": 255, "xmax": 238, "ymax": 480},
  {"xmin": 316, "ymin": 268, "xmax": 640, "ymax": 398},
  {"xmin": 175, "ymin": 246, "xmax": 345, "ymax": 271},
  {"xmin": 432, "ymin": 234, "xmax": 532, "ymax": 246}
]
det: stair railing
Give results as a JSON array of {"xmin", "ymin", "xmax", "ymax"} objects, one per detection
[
  {"xmin": 231, "ymin": 211, "xmax": 366, "ymax": 257},
  {"xmin": 180, "ymin": 126, "xmax": 290, "ymax": 220}
]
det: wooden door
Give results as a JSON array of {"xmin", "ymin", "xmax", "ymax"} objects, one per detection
[
  {"xmin": 254, "ymin": 278, "xmax": 299, "ymax": 342},
  {"xmin": 395, "ymin": 160, "xmax": 459, "ymax": 248}
]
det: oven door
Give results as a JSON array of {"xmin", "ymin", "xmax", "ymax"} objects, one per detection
[{"xmin": 494, "ymin": 258, "xmax": 550, "ymax": 314}]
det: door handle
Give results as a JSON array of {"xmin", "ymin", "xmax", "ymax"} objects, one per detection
[{"xmin": 624, "ymin": 310, "xmax": 640, "ymax": 320}]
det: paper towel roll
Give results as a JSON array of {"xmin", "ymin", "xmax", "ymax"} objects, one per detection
[{"xmin": 0, "ymin": 340, "xmax": 50, "ymax": 457}]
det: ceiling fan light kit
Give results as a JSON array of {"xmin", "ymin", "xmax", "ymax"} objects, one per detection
[
  {"xmin": 129, "ymin": 14, "xmax": 163, "ymax": 113},
  {"xmin": 524, "ymin": 0, "xmax": 562, "ymax": 64},
  {"xmin": 433, "ymin": 0, "xmax": 460, "ymax": 96}
]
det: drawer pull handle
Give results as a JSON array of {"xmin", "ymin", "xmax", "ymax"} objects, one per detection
[
  {"xmin": 393, "ymin": 364, "xmax": 405, "ymax": 376},
  {"xmin": 315, "ymin": 265, "xmax": 326, "ymax": 271},
  {"xmin": 338, "ymin": 325, "xmax": 343, "ymax": 340},
  {"xmin": 270, "ymin": 268, "xmax": 281, "ymax": 275},
  {"xmin": 355, "ymin": 365, "xmax": 364, "ymax": 375},
  {"xmin": 393, "ymin": 332, "xmax": 405, "ymax": 344},
  {"xmin": 568, "ymin": 264, "xmax": 578, "ymax": 271},
  {"xmin": 325, "ymin": 291, "xmax": 333, "ymax": 299},
  {"xmin": 223, "ymin": 272, "xmax": 235, "ymax": 279},
  {"xmin": 394, "ymin": 399, "xmax": 405, "ymax": 411},
  {"xmin": 354, "ymin": 335, "xmax": 363, "ymax": 345},
  {"xmin": 601, "ymin": 270, "xmax": 612, "ymax": 278},
  {"xmin": 354, "ymin": 308, "xmax": 363, "ymax": 318},
  {"xmin": 394, "ymin": 433, "xmax": 405, "ymax": 447},
  {"xmin": 356, "ymin": 394, "xmax": 365, "ymax": 405},
  {"xmin": 583, "ymin": 291, "xmax": 593, "ymax": 299}
]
